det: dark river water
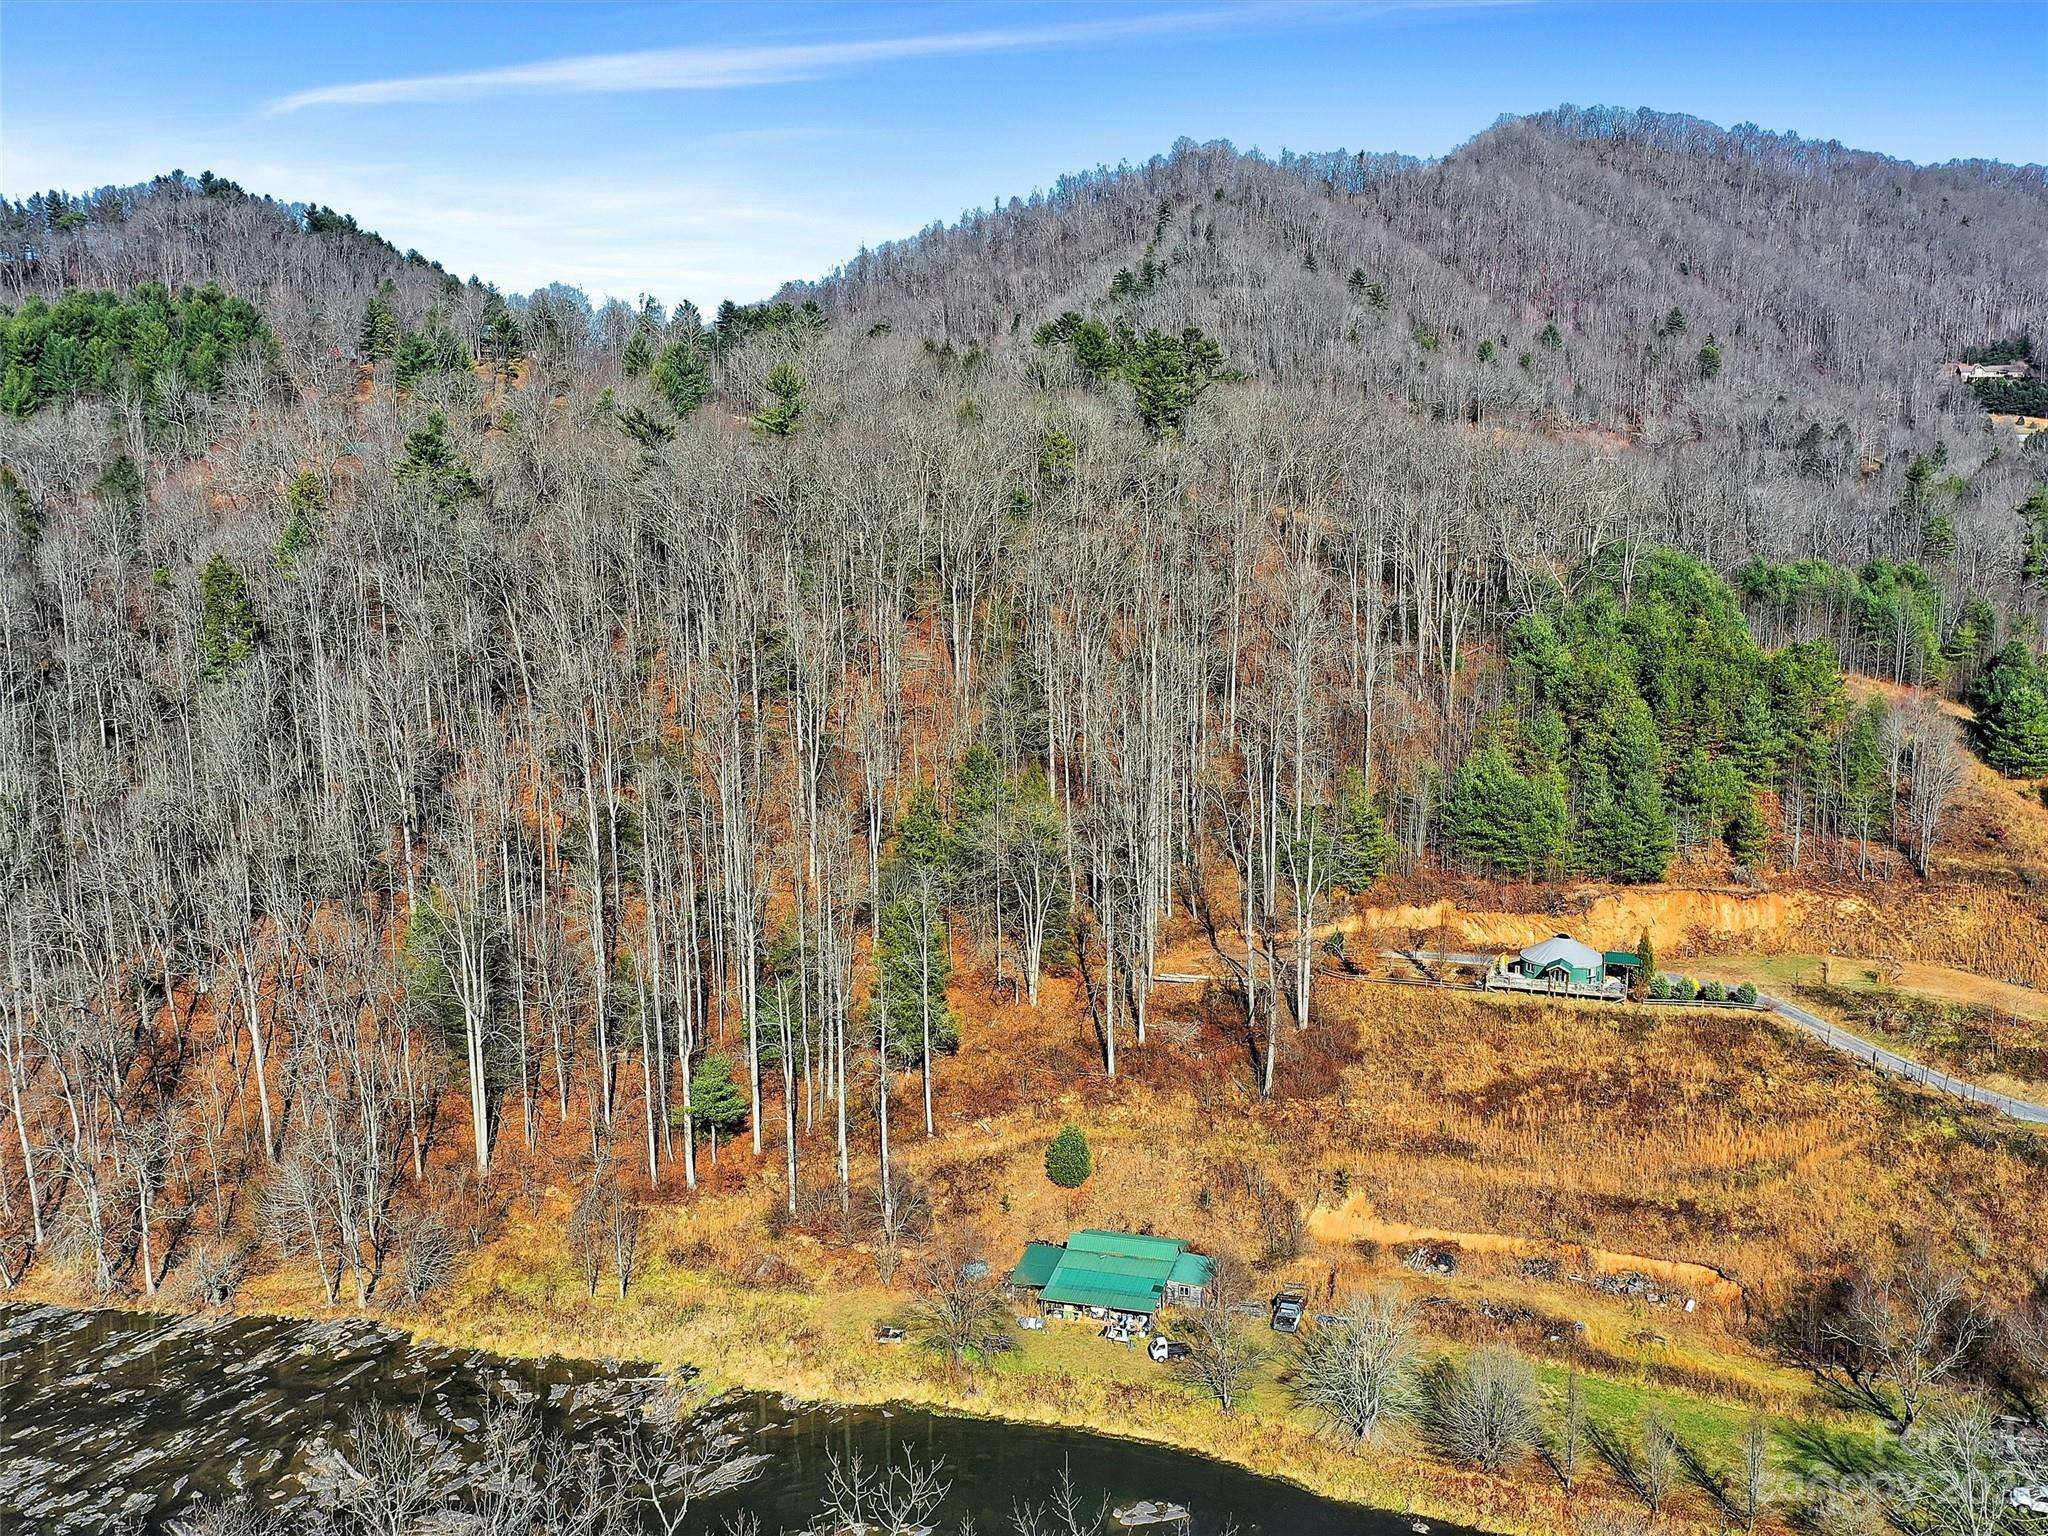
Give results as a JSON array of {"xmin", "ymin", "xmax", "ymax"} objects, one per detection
[{"xmin": 0, "ymin": 1303, "xmax": 1488, "ymax": 1536}]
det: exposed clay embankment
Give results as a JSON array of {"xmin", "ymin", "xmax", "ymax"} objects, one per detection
[{"xmin": 1306, "ymin": 1196, "xmax": 1747, "ymax": 1311}]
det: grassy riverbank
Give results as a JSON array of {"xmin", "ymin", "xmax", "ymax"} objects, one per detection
[
  {"xmin": 7, "ymin": 1174, "xmax": 1848, "ymax": 1536},
  {"xmin": 17, "ymin": 1254, "xmax": 1765, "ymax": 1536},
  {"xmin": 22, "ymin": 978, "xmax": 2022, "ymax": 1535}
]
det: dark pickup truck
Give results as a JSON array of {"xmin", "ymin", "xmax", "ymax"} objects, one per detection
[{"xmin": 1271, "ymin": 1284, "xmax": 1308, "ymax": 1333}]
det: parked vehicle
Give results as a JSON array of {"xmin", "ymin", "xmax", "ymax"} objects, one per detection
[
  {"xmin": 1147, "ymin": 1336, "xmax": 1191, "ymax": 1363},
  {"xmin": 1019, "ymin": 1315, "xmax": 1046, "ymax": 1331},
  {"xmin": 1270, "ymin": 1284, "xmax": 1308, "ymax": 1332},
  {"xmin": 874, "ymin": 1324, "xmax": 907, "ymax": 1344}
]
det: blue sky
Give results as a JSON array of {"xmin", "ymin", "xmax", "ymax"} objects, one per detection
[{"xmin": 3, "ymin": 2, "xmax": 2043, "ymax": 311}]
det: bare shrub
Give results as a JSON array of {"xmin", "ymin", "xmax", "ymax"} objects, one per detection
[
  {"xmin": 1806, "ymin": 1259, "xmax": 1987, "ymax": 1430},
  {"xmin": 1175, "ymin": 1290, "xmax": 1263, "ymax": 1414},
  {"xmin": 172, "ymin": 1239, "xmax": 247, "ymax": 1308},
  {"xmin": 1430, "ymin": 1347, "xmax": 1539, "ymax": 1473},
  {"xmin": 858, "ymin": 1177, "xmax": 933, "ymax": 1284},
  {"xmin": 1012, "ymin": 1462, "xmax": 1108, "ymax": 1536},
  {"xmin": 386, "ymin": 1207, "xmax": 456, "ymax": 1309},
  {"xmin": 819, "ymin": 1449, "xmax": 951, "ymax": 1536},
  {"xmin": 907, "ymin": 1256, "xmax": 1016, "ymax": 1369},
  {"xmin": 618, "ymin": 1385, "xmax": 760, "ymax": 1535},
  {"xmin": 1290, "ymin": 1287, "xmax": 1419, "ymax": 1444},
  {"xmin": 606, "ymin": 1191, "xmax": 645, "ymax": 1299}
]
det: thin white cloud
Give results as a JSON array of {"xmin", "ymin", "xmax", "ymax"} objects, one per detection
[
  {"xmin": 263, "ymin": 4, "xmax": 1295, "ymax": 114},
  {"xmin": 0, "ymin": 118, "xmax": 876, "ymax": 307},
  {"xmin": 696, "ymin": 124, "xmax": 880, "ymax": 151}
]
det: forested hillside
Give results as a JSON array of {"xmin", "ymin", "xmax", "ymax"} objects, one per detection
[
  {"xmin": 791, "ymin": 107, "xmax": 2048, "ymax": 576},
  {"xmin": 0, "ymin": 111, "xmax": 2045, "ymax": 1368}
]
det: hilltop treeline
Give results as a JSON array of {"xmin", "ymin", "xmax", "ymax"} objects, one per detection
[
  {"xmin": 790, "ymin": 109, "xmax": 2048, "ymax": 585},
  {"xmin": 0, "ymin": 115, "xmax": 2042, "ymax": 1307}
]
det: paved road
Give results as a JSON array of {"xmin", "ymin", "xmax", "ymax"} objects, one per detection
[
  {"xmin": 1369, "ymin": 949, "xmax": 2048, "ymax": 1127},
  {"xmin": 1757, "ymin": 992, "xmax": 2048, "ymax": 1125}
]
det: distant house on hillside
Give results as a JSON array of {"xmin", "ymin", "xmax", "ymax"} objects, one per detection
[
  {"xmin": 1947, "ymin": 360, "xmax": 2033, "ymax": 381},
  {"xmin": 1009, "ymin": 1230, "xmax": 1213, "ymax": 1327},
  {"xmin": 1485, "ymin": 934, "xmax": 1639, "ymax": 1000}
]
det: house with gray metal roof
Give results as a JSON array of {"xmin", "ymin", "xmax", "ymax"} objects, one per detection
[{"xmin": 1483, "ymin": 933, "xmax": 1634, "ymax": 999}]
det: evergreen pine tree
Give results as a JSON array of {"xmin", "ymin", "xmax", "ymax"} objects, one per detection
[
  {"xmin": 1944, "ymin": 595, "xmax": 1996, "ymax": 684},
  {"xmin": 396, "ymin": 410, "xmax": 482, "ymax": 509},
  {"xmin": 947, "ymin": 745, "xmax": 1005, "ymax": 912},
  {"xmin": 753, "ymin": 360, "xmax": 806, "ymax": 437},
  {"xmin": 1673, "ymin": 748, "xmax": 1748, "ymax": 845},
  {"xmin": 277, "ymin": 470, "xmax": 323, "ymax": 572},
  {"xmin": 198, "ymin": 554, "xmax": 256, "ymax": 680},
  {"xmin": 1920, "ymin": 511, "xmax": 1956, "ymax": 564},
  {"xmin": 359, "ymin": 291, "xmax": 400, "ymax": 362},
  {"xmin": 1974, "ymin": 642, "xmax": 2048, "ymax": 776},
  {"xmin": 949, "ymin": 745, "xmax": 1006, "ymax": 864},
  {"xmin": 0, "ymin": 466, "xmax": 35, "ymax": 551},
  {"xmin": 483, "ymin": 306, "xmax": 524, "ymax": 387},
  {"xmin": 2024, "ymin": 531, "xmax": 2048, "ymax": 592},
  {"xmin": 1442, "ymin": 742, "xmax": 1567, "ymax": 879},
  {"xmin": 0, "ymin": 363, "xmax": 36, "ymax": 418},
  {"xmin": 1838, "ymin": 702, "xmax": 1888, "ymax": 847},
  {"xmin": 1580, "ymin": 694, "xmax": 1674, "ymax": 883},
  {"xmin": 1327, "ymin": 766, "xmax": 1396, "ymax": 890},
  {"xmin": 615, "ymin": 405, "xmax": 674, "ymax": 448},
  {"xmin": 877, "ymin": 887, "xmax": 957, "ymax": 1066},
  {"xmin": 682, "ymin": 1053, "xmax": 749, "ymax": 1160},
  {"xmin": 93, "ymin": 453, "xmax": 144, "ymax": 514},
  {"xmin": 391, "ymin": 329, "xmax": 435, "ymax": 392},
  {"xmin": 650, "ymin": 339, "xmax": 709, "ymax": 417},
  {"xmin": 1726, "ymin": 792, "xmax": 1771, "ymax": 867},
  {"xmin": 1045, "ymin": 1125, "xmax": 1092, "ymax": 1188},
  {"xmin": 892, "ymin": 781, "xmax": 951, "ymax": 875}
]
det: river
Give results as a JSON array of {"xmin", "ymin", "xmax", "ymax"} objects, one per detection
[{"xmin": 0, "ymin": 1303, "xmax": 1489, "ymax": 1536}]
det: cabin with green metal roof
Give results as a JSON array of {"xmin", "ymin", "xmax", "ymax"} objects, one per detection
[{"xmin": 1007, "ymin": 1229, "xmax": 1213, "ymax": 1322}]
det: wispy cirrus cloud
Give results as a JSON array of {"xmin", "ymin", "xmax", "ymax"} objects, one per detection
[{"xmin": 263, "ymin": 3, "xmax": 1340, "ymax": 114}]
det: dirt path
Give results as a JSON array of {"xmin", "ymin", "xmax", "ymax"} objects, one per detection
[{"xmin": 1305, "ymin": 1197, "xmax": 1746, "ymax": 1309}]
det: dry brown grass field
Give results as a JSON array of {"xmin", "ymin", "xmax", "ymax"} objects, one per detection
[{"xmin": 57, "ymin": 954, "xmax": 2024, "ymax": 1536}]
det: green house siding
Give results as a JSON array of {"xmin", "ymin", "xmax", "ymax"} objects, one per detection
[{"xmin": 1523, "ymin": 962, "xmax": 1597, "ymax": 987}]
